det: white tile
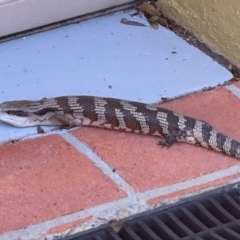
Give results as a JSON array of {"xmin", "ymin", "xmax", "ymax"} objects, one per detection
[{"xmin": 0, "ymin": 10, "xmax": 232, "ymax": 143}]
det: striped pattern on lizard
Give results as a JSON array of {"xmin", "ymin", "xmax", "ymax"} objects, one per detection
[{"xmin": 0, "ymin": 95, "xmax": 239, "ymax": 158}]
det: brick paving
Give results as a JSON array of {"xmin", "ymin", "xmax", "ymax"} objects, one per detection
[{"xmin": 1, "ymin": 86, "xmax": 240, "ymax": 240}]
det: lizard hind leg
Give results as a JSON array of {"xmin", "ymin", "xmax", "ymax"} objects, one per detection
[{"xmin": 158, "ymin": 129, "xmax": 186, "ymax": 147}]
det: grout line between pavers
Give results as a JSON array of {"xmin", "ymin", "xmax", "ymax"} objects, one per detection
[
  {"xmin": 60, "ymin": 131, "xmax": 136, "ymax": 196},
  {"xmin": 225, "ymin": 84, "xmax": 240, "ymax": 98},
  {"xmin": 141, "ymin": 164, "xmax": 240, "ymax": 199},
  {"xmin": 2, "ymin": 165, "xmax": 240, "ymax": 240},
  {"xmin": 2, "ymin": 164, "xmax": 240, "ymax": 240}
]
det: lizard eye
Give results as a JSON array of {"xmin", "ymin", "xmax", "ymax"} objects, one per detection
[{"xmin": 6, "ymin": 110, "xmax": 29, "ymax": 117}]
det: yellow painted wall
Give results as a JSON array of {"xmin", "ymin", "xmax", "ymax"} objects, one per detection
[{"xmin": 158, "ymin": 0, "xmax": 240, "ymax": 67}]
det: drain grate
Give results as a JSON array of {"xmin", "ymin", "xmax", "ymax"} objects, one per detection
[{"xmin": 67, "ymin": 183, "xmax": 240, "ymax": 240}]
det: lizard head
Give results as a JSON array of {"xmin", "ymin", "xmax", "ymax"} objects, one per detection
[{"xmin": 0, "ymin": 100, "xmax": 41, "ymax": 127}]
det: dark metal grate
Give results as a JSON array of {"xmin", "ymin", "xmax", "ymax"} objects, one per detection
[{"xmin": 67, "ymin": 183, "xmax": 240, "ymax": 240}]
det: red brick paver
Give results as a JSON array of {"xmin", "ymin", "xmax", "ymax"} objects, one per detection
[
  {"xmin": 0, "ymin": 135, "xmax": 125, "ymax": 234},
  {"xmin": 1, "ymin": 86, "xmax": 240, "ymax": 239},
  {"xmin": 72, "ymin": 87, "xmax": 240, "ymax": 191}
]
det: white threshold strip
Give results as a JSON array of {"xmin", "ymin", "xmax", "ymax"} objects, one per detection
[{"xmin": 2, "ymin": 132, "xmax": 240, "ymax": 240}]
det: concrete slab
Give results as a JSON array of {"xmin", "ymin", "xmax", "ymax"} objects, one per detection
[{"xmin": 0, "ymin": 10, "xmax": 232, "ymax": 143}]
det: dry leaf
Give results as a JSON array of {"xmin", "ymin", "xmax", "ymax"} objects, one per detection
[
  {"xmin": 148, "ymin": 16, "xmax": 159, "ymax": 29},
  {"xmin": 137, "ymin": 3, "xmax": 160, "ymax": 17},
  {"xmin": 138, "ymin": 2, "xmax": 176, "ymax": 30},
  {"xmin": 150, "ymin": 22, "xmax": 159, "ymax": 29},
  {"xmin": 120, "ymin": 18, "xmax": 146, "ymax": 27},
  {"xmin": 158, "ymin": 16, "xmax": 175, "ymax": 30},
  {"xmin": 148, "ymin": 16, "xmax": 160, "ymax": 23}
]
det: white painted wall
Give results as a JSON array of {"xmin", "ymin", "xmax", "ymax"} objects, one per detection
[{"xmin": 0, "ymin": 0, "xmax": 134, "ymax": 37}]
